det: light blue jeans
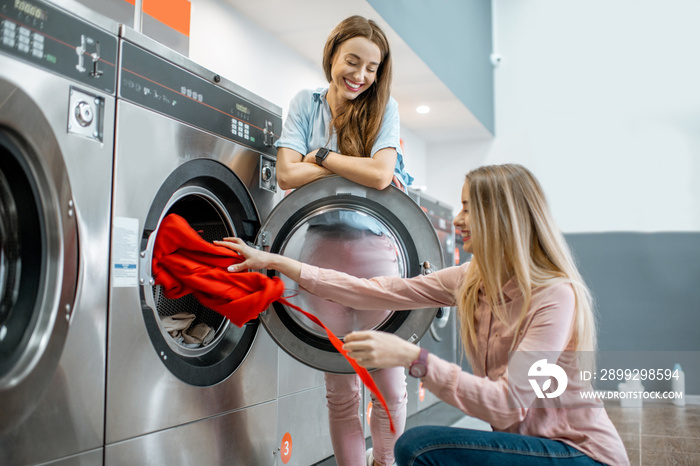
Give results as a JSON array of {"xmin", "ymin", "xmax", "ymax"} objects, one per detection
[{"xmin": 394, "ymin": 426, "xmax": 609, "ymax": 466}]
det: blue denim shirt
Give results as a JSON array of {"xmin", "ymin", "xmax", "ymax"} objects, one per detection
[{"xmin": 274, "ymin": 87, "xmax": 414, "ymax": 187}]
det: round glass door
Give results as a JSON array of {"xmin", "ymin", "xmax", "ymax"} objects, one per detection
[
  {"xmin": 0, "ymin": 134, "xmax": 39, "ymax": 376},
  {"xmin": 140, "ymin": 159, "xmax": 261, "ymax": 386},
  {"xmin": 278, "ymin": 207, "xmax": 405, "ymax": 338},
  {"xmin": 259, "ymin": 176, "xmax": 443, "ymax": 374},
  {"xmin": 0, "ymin": 87, "xmax": 78, "ymax": 434}
]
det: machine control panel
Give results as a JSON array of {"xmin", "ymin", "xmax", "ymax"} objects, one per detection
[
  {"xmin": 0, "ymin": 0, "xmax": 117, "ymax": 94},
  {"xmin": 119, "ymin": 41, "xmax": 282, "ymax": 157}
]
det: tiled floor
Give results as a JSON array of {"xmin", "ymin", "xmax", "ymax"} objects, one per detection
[
  {"xmin": 315, "ymin": 401, "xmax": 700, "ymax": 465},
  {"xmin": 605, "ymin": 401, "xmax": 700, "ymax": 465}
]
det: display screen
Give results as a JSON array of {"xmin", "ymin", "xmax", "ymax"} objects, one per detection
[
  {"xmin": 13, "ymin": 0, "xmax": 48, "ymax": 21},
  {"xmin": 235, "ymin": 103, "xmax": 250, "ymax": 115}
]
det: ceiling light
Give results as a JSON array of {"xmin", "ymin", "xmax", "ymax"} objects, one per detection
[{"xmin": 416, "ymin": 105, "xmax": 430, "ymax": 114}]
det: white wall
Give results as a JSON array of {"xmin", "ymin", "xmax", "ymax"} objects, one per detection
[
  {"xmin": 189, "ymin": 1, "xmax": 700, "ymax": 233},
  {"xmin": 189, "ymin": 0, "xmax": 325, "ymax": 119},
  {"xmin": 428, "ymin": 0, "xmax": 700, "ymax": 233}
]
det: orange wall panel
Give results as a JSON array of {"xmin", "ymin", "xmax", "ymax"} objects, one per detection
[{"xmin": 123, "ymin": 0, "xmax": 191, "ymax": 36}]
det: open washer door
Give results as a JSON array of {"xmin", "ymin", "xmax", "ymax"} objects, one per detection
[{"xmin": 258, "ymin": 176, "xmax": 443, "ymax": 374}]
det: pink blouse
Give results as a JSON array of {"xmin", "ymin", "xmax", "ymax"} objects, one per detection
[{"xmin": 299, "ymin": 262, "xmax": 629, "ymax": 466}]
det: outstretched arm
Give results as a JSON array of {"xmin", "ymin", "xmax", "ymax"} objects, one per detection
[
  {"xmin": 214, "ymin": 237, "xmax": 302, "ymax": 282},
  {"xmin": 216, "ymin": 237, "xmax": 465, "ymax": 312}
]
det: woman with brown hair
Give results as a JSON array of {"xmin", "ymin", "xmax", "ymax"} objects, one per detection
[
  {"xmin": 272, "ymin": 15, "xmax": 412, "ymax": 466},
  {"xmin": 218, "ymin": 164, "xmax": 628, "ymax": 465},
  {"xmin": 275, "ymin": 15, "xmax": 411, "ymax": 192}
]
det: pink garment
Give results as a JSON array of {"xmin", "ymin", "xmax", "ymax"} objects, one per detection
[
  {"xmin": 298, "ymin": 228, "xmax": 395, "ymax": 336},
  {"xmin": 299, "ymin": 227, "xmax": 405, "ymax": 466},
  {"xmin": 299, "ymin": 262, "xmax": 630, "ymax": 466},
  {"xmin": 326, "ymin": 368, "xmax": 406, "ymax": 466}
]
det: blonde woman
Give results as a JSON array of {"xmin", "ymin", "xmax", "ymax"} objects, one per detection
[{"xmin": 217, "ymin": 164, "xmax": 627, "ymax": 465}]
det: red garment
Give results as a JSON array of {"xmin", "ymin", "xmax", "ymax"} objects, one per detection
[
  {"xmin": 152, "ymin": 213, "xmax": 395, "ymax": 433},
  {"xmin": 152, "ymin": 214, "xmax": 284, "ymax": 326}
]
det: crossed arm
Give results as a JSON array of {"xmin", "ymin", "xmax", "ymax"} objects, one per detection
[{"xmin": 275, "ymin": 146, "xmax": 398, "ymax": 191}]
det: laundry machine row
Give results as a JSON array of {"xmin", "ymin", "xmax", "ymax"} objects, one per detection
[
  {"xmin": 0, "ymin": 0, "xmax": 117, "ymax": 464},
  {"xmin": 2, "ymin": 0, "xmax": 448, "ymax": 463}
]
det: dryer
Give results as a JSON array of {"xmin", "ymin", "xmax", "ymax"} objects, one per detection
[{"xmin": 0, "ymin": 0, "xmax": 117, "ymax": 464}]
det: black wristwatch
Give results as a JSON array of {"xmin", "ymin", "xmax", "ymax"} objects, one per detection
[
  {"xmin": 409, "ymin": 347, "xmax": 429, "ymax": 378},
  {"xmin": 315, "ymin": 147, "xmax": 331, "ymax": 166}
]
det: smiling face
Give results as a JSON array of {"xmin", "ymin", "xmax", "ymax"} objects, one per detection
[
  {"xmin": 453, "ymin": 181, "xmax": 473, "ymax": 254},
  {"xmin": 327, "ymin": 36, "xmax": 382, "ymax": 109}
]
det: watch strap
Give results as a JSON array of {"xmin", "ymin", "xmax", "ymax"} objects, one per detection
[{"xmin": 409, "ymin": 347, "xmax": 429, "ymax": 378}]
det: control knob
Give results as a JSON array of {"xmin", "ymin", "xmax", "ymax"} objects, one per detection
[
  {"xmin": 261, "ymin": 165, "xmax": 273, "ymax": 182},
  {"xmin": 74, "ymin": 101, "xmax": 94, "ymax": 127}
]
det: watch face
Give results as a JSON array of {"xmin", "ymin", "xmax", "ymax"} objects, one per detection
[
  {"xmin": 316, "ymin": 147, "xmax": 330, "ymax": 165},
  {"xmin": 410, "ymin": 363, "xmax": 427, "ymax": 378}
]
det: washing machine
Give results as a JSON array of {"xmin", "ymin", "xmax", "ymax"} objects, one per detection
[
  {"xmin": 105, "ymin": 27, "xmax": 285, "ymax": 465},
  {"xmin": 0, "ymin": 0, "xmax": 117, "ymax": 464}
]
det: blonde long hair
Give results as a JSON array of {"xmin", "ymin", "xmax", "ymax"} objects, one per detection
[
  {"xmin": 456, "ymin": 164, "xmax": 596, "ymax": 363},
  {"xmin": 322, "ymin": 15, "xmax": 392, "ymax": 158}
]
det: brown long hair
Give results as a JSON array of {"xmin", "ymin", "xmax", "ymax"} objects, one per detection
[
  {"xmin": 322, "ymin": 15, "xmax": 392, "ymax": 158},
  {"xmin": 456, "ymin": 164, "xmax": 596, "ymax": 363}
]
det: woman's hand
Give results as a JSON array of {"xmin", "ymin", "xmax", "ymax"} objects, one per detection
[
  {"xmin": 343, "ymin": 331, "xmax": 421, "ymax": 369},
  {"xmin": 214, "ymin": 237, "xmax": 272, "ymax": 272},
  {"xmin": 214, "ymin": 237, "xmax": 303, "ymax": 282}
]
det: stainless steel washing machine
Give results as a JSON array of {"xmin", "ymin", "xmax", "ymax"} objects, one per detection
[
  {"xmin": 105, "ymin": 27, "xmax": 285, "ymax": 465},
  {"xmin": 0, "ymin": 0, "xmax": 117, "ymax": 464}
]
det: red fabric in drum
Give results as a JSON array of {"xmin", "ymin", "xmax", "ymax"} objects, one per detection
[{"xmin": 151, "ymin": 213, "xmax": 395, "ymax": 433}]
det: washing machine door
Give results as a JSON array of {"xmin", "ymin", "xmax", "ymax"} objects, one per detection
[
  {"xmin": 136, "ymin": 159, "xmax": 263, "ymax": 387},
  {"xmin": 0, "ymin": 84, "xmax": 79, "ymax": 433},
  {"xmin": 258, "ymin": 176, "xmax": 443, "ymax": 374}
]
